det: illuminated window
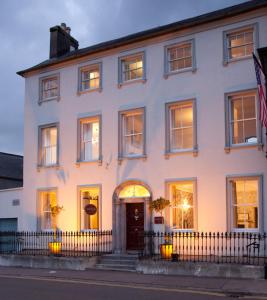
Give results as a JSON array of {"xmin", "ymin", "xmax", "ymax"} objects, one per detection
[
  {"xmin": 166, "ymin": 100, "xmax": 197, "ymax": 154},
  {"xmin": 223, "ymin": 25, "xmax": 257, "ymax": 64},
  {"xmin": 228, "ymin": 176, "xmax": 262, "ymax": 231},
  {"xmin": 119, "ymin": 185, "xmax": 150, "ymax": 198},
  {"xmin": 169, "ymin": 181, "xmax": 196, "ymax": 230},
  {"xmin": 168, "ymin": 42, "xmax": 192, "ymax": 72},
  {"xmin": 226, "ymin": 91, "xmax": 259, "ymax": 147},
  {"xmin": 118, "ymin": 52, "xmax": 145, "ymax": 85},
  {"xmin": 39, "ymin": 74, "xmax": 60, "ymax": 103},
  {"xmin": 79, "ymin": 186, "xmax": 99, "ymax": 230},
  {"xmin": 78, "ymin": 116, "xmax": 100, "ymax": 162},
  {"xmin": 38, "ymin": 190, "xmax": 57, "ymax": 231},
  {"xmin": 79, "ymin": 63, "xmax": 101, "ymax": 92},
  {"xmin": 38, "ymin": 124, "xmax": 59, "ymax": 167},
  {"xmin": 119, "ymin": 108, "xmax": 145, "ymax": 158}
]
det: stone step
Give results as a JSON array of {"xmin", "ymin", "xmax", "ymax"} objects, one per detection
[
  {"xmin": 96, "ymin": 264, "xmax": 136, "ymax": 272},
  {"xmin": 100, "ymin": 258, "xmax": 136, "ymax": 265}
]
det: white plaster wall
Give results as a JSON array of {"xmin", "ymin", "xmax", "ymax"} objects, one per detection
[
  {"xmin": 22, "ymin": 11, "xmax": 267, "ymax": 233},
  {"xmin": 0, "ymin": 188, "xmax": 23, "ymax": 228}
]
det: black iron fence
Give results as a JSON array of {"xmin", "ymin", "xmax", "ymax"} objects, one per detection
[
  {"xmin": 139, "ymin": 231, "xmax": 267, "ymax": 265},
  {"xmin": 0, "ymin": 230, "xmax": 112, "ymax": 257}
]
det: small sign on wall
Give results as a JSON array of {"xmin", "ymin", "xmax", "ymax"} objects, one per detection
[
  {"xmin": 84, "ymin": 204, "xmax": 97, "ymax": 215},
  {"xmin": 12, "ymin": 199, "xmax": 20, "ymax": 206},
  {"xmin": 154, "ymin": 216, "xmax": 164, "ymax": 224}
]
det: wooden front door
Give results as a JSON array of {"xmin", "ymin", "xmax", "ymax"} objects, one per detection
[{"xmin": 126, "ymin": 203, "xmax": 144, "ymax": 250}]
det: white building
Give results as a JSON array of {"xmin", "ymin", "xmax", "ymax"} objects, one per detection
[{"xmin": 18, "ymin": 0, "xmax": 267, "ymax": 252}]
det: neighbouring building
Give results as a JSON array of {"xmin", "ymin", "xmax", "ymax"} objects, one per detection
[
  {"xmin": 0, "ymin": 152, "xmax": 23, "ymax": 231},
  {"xmin": 17, "ymin": 0, "xmax": 267, "ymax": 253}
]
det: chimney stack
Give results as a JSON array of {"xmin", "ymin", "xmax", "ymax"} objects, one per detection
[{"xmin": 49, "ymin": 23, "xmax": 79, "ymax": 59}]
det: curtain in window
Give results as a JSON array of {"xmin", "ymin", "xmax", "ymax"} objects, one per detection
[{"xmin": 42, "ymin": 127, "xmax": 57, "ymax": 165}]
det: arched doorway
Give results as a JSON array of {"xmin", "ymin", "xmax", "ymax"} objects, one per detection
[{"xmin": 112, "ymin": 180, "xmax": 152, "ymax": 253}]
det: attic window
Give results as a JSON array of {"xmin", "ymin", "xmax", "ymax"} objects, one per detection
[{"xmin": 39, "ymin": 74, "xmax": 60, "ymax": 104}]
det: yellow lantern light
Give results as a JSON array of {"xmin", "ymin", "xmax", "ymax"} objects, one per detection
[
  {"xmin": 160, "ymin": 244, "xmax": 173, "ymax": 259},
  {"xmin": 48, "ymin": 242, "xmax": 62, "ymax": 255}
]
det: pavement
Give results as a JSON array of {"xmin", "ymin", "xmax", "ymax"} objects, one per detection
[{"xmin": 0, "ymin": 266, "xmax": 266, "ymax": 298}]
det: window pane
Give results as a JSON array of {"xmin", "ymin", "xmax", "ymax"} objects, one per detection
[
  {"xmin": 244, "ymin": 119, "xmax": 257, "ymax": 143},
  {"xmin": 125, "ymin": 135, "xmax": 143, "ymax": 155},
  {"xmin": 181, "ymin": 105, "xmax": 193, "ymax": 127},
  {"xmin": 81, "ymin": 121, "xmax": 99, "ymax": 161},
  {"xmin": 42, "ymin": 127, "xmax": 57, "ymax": 165},
  {"xmin": 133, "ymin": 114, "xmax": 143, "ymax": 134},
  {"xmin": 231, "ymin": 121, "xmax": 244, "ymax": 144},
  {"xmin": 80, "ymin": 187, "xmax": 99, "ymax": 230},
  {"xmin": 122, "ymin": 56, "xmax": 143, "ymax": 81},
  {"xmin": 40, "ymin": 191, "xmax": 56, "ymax": 230},
  {"xmin": 183, "ymin": 127, "xmax": 193, "ymax": 149},
  {"xmin": 171, "ymin": 129, "xmax": 183, "ymax": 150},
  {"xmin": 232, "ymin": 179, "xmax": 258, "ymax": 230},
  {"xmin": 171, "ymin": 182, "xmax": 194, "ymax": 229},
  {"xmin": 243, "ymin": 96, "xmax": 255, "ymax": 119}
]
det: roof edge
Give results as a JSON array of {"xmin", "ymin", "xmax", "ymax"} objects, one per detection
[{"xmin": 17, "ymin": 0, "xmax": 267, "ymax": 77}]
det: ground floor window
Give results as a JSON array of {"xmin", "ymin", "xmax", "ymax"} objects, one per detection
[
  {"xmin": 168, "ymin": 180, "xmax": 196, "ymax": 230},
  {"xmin": 79, "ymin": 186, "xmax": 100, "ymax": 230},
  {"xmin": 227, "ymin": 176, "xmax": 261, "ymax": 231},
  {"xmin": 38, "ymin": 189, "xmax": 57, "ymax": 231}
]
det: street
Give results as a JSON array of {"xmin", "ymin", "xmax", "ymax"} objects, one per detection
[{"xmin": 0, "ymin": 273, "xmax": 265, "ymax": 300}]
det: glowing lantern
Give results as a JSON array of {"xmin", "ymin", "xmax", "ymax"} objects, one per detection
[
  {"xmin": 160, "ymin": 244, "xmax": 173, "ymax": 259},
  {"xmin": 48, "ymin": 242, "xmax": 62, "ymax": 254}
]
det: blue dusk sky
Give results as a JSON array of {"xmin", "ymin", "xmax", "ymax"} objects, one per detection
[{"xmin": 0, "ymin": 0, "xmax": 245, "ymax": 155}]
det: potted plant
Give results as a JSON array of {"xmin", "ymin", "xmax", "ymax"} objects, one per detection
[
  {"xmin": 48, "ymin": 204, "xmax": 63, "ymax": 255},
  {"xmin": 150, "ymin": 197, "xmax": 173, "ymax": 259}
]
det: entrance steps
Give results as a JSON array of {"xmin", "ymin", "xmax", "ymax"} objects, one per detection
[{"xmin": 96, "ymin": 254, "xmax": 138, "ymax": 272}]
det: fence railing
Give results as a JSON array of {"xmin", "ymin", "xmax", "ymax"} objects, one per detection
[
  {"xmin": 0, "ymin": 230, "xmax": 112, "ymax": 257},
  {"xmin": 139, "ymin": 231, "xmax": 267, "ymax": 265}
]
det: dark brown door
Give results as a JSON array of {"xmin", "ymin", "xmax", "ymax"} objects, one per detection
[{"xmin": 126, "ymin": 203, "xmax": 144, "ymax": 250}]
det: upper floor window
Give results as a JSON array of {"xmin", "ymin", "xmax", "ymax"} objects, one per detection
[
  {"xmin": 38, "ymin": 189, "xmax": 57, "ymax": 231},
  {"xmin": 39, "ymin": 74, "xmax": 60, "ymax": 104},
  {"xmin": 168, "ymin": 180, "xmax": 196, "ymax": 230},
  {"xmin": 78, "ymin": 63, "xmax": 102, "ymax": 93},
  {"xmin": 119, "ymin": 108, "xmax": 146, "ymax": 159},
  {"xmin": 77, "ymin": 116, "xmax": 101, "ymax": 163},
  {"xmin": 38, "ymin": 123, "xmax": 59, "ymax": 167},
  {"xmin": 223, "ymin": 24, "xmax": 258, "ymax": 64},
  {"xmin": 118, "ymin": 52, "xmax": 146, "ymax": 86},
  {"xmin": 225, "ymin": 91, "xmax": 260, "ymax": 150},
  {"xmin": 164, "ymin": 40, "xmax": 196, "ymax": 77},
  {"xmin": 227, "ymin": 175, "xmax": 262, "ymax": 232},
  {"xmin": 79, "ymin": 186, "xmax": 100, "ymax": 230},
  {"xmin": 165, "ymin": 99, "xmax": 197, "ymax": 156}
]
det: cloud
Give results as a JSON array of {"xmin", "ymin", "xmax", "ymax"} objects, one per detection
[{"xmin": 0, "ymin": 0, "xmax": 245, "ymax": 155}]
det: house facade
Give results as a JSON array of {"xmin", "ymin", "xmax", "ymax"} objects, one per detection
[
  {"xmin": 18, "ymin": 0, "xmax": 267, "ymax": 253},
  {"xmin": 0, "ymin": 152, "xmax": 23, "ymax": 231}
]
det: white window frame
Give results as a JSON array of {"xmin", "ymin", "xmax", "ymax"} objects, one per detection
[
  {"xmin": 118, "ymin": 51, "xmax": 146, "ymax": 87},
  {"xmin": 164, "ymin": 39, "xmax": 196, "ymax": 78},
  {"xmin": 166, "ymin": 178, "xmax": 197, "ymax": 232},
  {"xmin": 37, "ymin": 188, "xmax": 58, "ymax": 232},
  {"xmin": 118, "ymin": 107, "xmax": 146, "ymax": 160},
  {"xmin": 224, "ymin": 89, "xmax": 262, "ymax": 152},
  {"xmin": 226, "ymin": 175, "xmax": 263, "ymax": 233},
  {"xmin": 78, "ymin": 63, "xmax": 102, "ymax": 94},
  {"xmin": 39, "ymin": 73, "xmax": 60, "ymax": 104},
  {"xmin": 223, "ymin": 23, "xmax": 258, "ymax": 65},
  {"xmin": 38, "ymin": 123, "xmax": 59, "ymax": 168},
  {"xmin": 77, "ymin": 184, "xmax": 101, "ymax": 231},
  {"xmin": 165, "ymin": 99, "xmax": 198, "ymax": 157},
  {"xmin": 77, "ymin": 115, "xmax": 102, "ymax": 164}
]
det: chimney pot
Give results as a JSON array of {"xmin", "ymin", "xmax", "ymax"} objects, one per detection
[
  {"xmin": 60, "ymin": 23, "xmax": 67, "ymax": 30},
  {"xmin": 66, "ymin": 27, "xmax": 71, "ymax": 35}
]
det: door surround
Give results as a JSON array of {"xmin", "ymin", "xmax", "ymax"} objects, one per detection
[{"xmin": 112, "ymin": 180, "xmax": 152, "ymax": 253}]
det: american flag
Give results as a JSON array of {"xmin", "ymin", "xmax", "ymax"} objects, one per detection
[{"xmin": 253, "ymin": 53, "xmax": 267, "ymax": 128}]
